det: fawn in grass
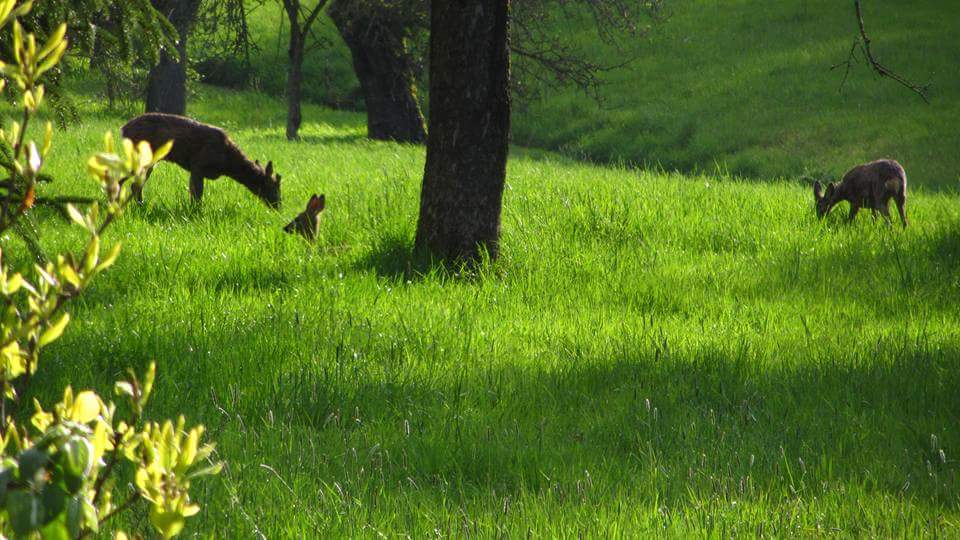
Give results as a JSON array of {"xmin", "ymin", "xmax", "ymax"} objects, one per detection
[
  {"xmin": 813, "ymin": 159, "xmax": 908, "ymax": 228},
  {"xmin": 121, "ymin": 113, "xmax": 282, "ymax": 208},
  {"xmin": 284, "ymin": 194, "xmax": 325, "ymax": 241}
]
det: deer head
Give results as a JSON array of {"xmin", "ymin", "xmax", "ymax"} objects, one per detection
[
  {"xmin": 284, "ymin": 194, "xmax": 325, "ymax": 241},
  {"xmin": 813, "ymin": 181, "xmax": 837, "ymax": 219},
  {"xmin": 255, "ymin": 160, "xmax": 282, "ymax": 209}
]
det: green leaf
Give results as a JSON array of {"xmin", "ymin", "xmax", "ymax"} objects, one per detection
[
  {"xmin": 149, "ymin": 506, "xmax": 186, "ymax": 539},
  {"xmin": 83, "ymin": 236, "xmax": 100, "ymax": 274},
  {"xmin": 64, "ymin": 495, "xmax": 84, "ymax": 539},
  {"xmin": 8, "ymin": 490, "xmax": 43, "ymax": 536},
  {"xmin": 0, "ymin": 465, "xmax": 15, "ymax": 506},
  {"xmin": 60, "ymin": 437, "xmax": 92, "ymax": 480},
  {"xmin": 187, "ymin": 463, "xmax": 223, "ymax": 479},
  {"xmin": 40, "ymin": 482, "xmax": 68, "ymax": 525},
  {"xmin": 18, "ymin": 447, "xmax": 49, "ymax": 480},
  {"xmin": 95, "ymin": 242, "xmax": 122, "ymax": 273},
  {"xmin": 115, "ymin": 381, "xmax": 134, "ymax": 398},
  {"xmin": 40, "ymin": 513, "xmax": 70, "ymax": 540},
  {"xmin": 38, "ymin": 313, "xmax": 70, "ymax": 347},
  {"xmin": 65, "ymin": 204, "xmax": 86, "ymax": 228}
]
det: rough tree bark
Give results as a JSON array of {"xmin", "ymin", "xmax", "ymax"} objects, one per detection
[
  {"xmin": 282, "ymin": 0, "xmax": 328, "ymax": 140},
  {"xmin": 146, "ymin": 0, "xmax": 201, "ymax": 114},
  {"xmin": 328, "ymin": 0, "xmax": 427, "ymax": 144},
  {"xmin": 414, "ymin": 0, "xmax": 511, "ymax": 262}
]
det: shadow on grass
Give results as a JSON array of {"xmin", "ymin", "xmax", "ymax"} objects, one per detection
[
  {"xmin": 352, "ymin": 232, "xmax": 502, "ymax": 284},
  {"xmin": 34, "ymin": 274, "xmax": 960, "ymax": 534},
  {"xmin": 242, "ymin": 133, "xmax": 367, "ymax": 146},
  {"xmin": 248, "ymin": 336, "xmax": 960, "ymax": 507}
]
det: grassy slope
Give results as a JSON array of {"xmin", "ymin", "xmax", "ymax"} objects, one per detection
[
  {"xmin": 513, "ymin": 0, "xmax": 960, "ymax": 189},
  {"xmin": 237, "ymin": 0, "xmax": 960, "ymax": 189},
  {"xmin": 16, "ymin": 85, "xmax": 960, "ymax": 536}
]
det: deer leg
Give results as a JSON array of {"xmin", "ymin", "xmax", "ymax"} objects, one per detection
[
  {"xmin": 847, "ymin": 203, "xmax": 860, "ymax": 223},
  {"xmin": 895, "ymin": 194, "xmax": 908, "ymax": 228},
  {"xmin": 878, "ymin": 202, "xmax": 893, "ymax": 226},
  {"xmin": 189, "ymin": 170, "xmax": 204, "ymax": 203},
  {"xmin": 131, "ymin": 168, "xmax": 149, "ymax": 204}
]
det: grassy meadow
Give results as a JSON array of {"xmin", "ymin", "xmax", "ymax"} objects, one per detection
[
  {"xmin": 232, "ymin": 0, "xmax": 960, "ymax": 189},
  {"xmin": 10, "ymin": 83, "xmax": 960, "ymax": 536}
]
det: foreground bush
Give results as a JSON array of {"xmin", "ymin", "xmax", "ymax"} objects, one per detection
[{"xmin": 0, "ymin": 1, "xmax": 220, "ymax": 537}]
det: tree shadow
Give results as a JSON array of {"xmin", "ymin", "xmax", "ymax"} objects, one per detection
[
  {"xmin": 129, "ymin": 200, "xmax": 208, "ymax": 225},
  {"xmin": 89, "ymin": 319, "xmax": 956, "ymax": 510},
  {"xmin": 351, "ymin": 232, "xmax": 500, "ymax": 283},
  {"xmin": 241, "ymin": 132, "xmax": 366, "ymax": 145}
]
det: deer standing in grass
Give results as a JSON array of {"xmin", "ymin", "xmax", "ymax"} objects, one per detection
[
  {"xmin": 813, "ymin": 159, "xmax": 908, "ymax": 228},
  {"xmin": 121, "ymin": 113, "xmax": 282, "ymax": 208},
  {"xmin": 284, "ymin": 194, "xmax": 325, "ymax": 241}
]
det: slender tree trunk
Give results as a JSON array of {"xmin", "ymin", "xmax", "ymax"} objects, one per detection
[
  {"xmin": 414, "ymin": 0, "xmax": 511, "ymax": 262},
  {"xmin": 329, "ymin": 0, "xmax": 426, "ymax": 144},
  {"xmin": 286, "ymin": 26, "xmax": 304, "ymax": 140},
  {"xmin": 146, "ymin": 0, "xmax": 201, "ymax": 114}
]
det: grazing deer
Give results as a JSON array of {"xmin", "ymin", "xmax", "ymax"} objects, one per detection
[
  {"xmin": 284, "ymin": 194, "xmax": 325, "ymax": 241},
  {"xmin": 813, "ymin": 159, "xmax": 907, "ymax": 228},
  {"xmin": 121, "ymin": 113, "xmax": 282, "ymax": 208}
]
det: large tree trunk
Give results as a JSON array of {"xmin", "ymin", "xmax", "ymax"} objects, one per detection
[
  {"xmin": 146, "ymin": 0, "xmax": 201, "ymax": 114},
  {"xmin": 146, "ymin": 46, "xmax": 187, "ymax": 114},
  {"xmin": 414, "ymin": 0, "xmax": 511, "ymax": 262},
  {"xmin": 329, "ymin": 1, "xmax": 426, "ymax": 144},
  {"xmin": 286, "ymin": 28, "xmax": 304, "ymax": 140}
]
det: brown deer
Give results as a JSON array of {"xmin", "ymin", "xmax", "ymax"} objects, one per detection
[
  {"xmin": 284, "ymin": 194, "xmax": 325, "ymax": 241},
  {"xmin": 813, "ymin": 159, "xmax": 907, "ymax": 228},
  {"xmin": 121, "ymin": 113, "xmax": 282, "ymax": 208}
]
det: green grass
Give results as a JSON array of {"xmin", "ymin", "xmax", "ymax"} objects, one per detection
[
  {"xmin": 512, "ymin": 0, "xmax": 960, "ymax": 190},
  {"xmin": 234, "ymin": 0, "xmax": 960, "ymax": 190},
  {"xmin": 11, "ymin": 83, "xmax": 960, "ymax": 536}
]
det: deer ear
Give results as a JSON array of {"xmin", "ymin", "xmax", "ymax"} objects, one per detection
[
  {"xmin": 826, "ymin": 183, "xmax": 836, "ymax": 196},
  {"xmin": 275, "ymin": 174, "xmax": 282, "ymax": 184},
  {"xmin": 265, "ymin": 161, "xmax": 273, "ymax": 176},
  {"xmin": 307, "ymin": 193, "xmax": 325, "ymax": 214},
  {"xmin": 813, "ymin": 181, "xmax": 823, "ymax": 199}
]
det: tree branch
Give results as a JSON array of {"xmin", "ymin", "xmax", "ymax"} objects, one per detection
[{"xmin": 833, "ymin": 0, "xmax": 930, "ymax": 102}]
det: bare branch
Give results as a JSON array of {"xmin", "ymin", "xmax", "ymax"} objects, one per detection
[{"xmin": 833, "ymin": 0, "xmax": 930, "ymax": 102}]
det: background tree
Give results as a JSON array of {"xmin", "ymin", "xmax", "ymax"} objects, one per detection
[
  {"xmin": 191, "ymin": 0, "xmax": 259, "ymax": 90},
  {"xmin": 9, "ymin": 0, "xmax": 177, "ymax": 119},
  {"xmin": 414, "ymin": 0, "xmax": 510, "ymax": 261},
  {"xmin": 328, "ymin": 0, "xmax": 661, "ymax": 143},
  {"xmin": 146, "ymin": 0, "xmax": 202, "ymax": 114},
  {"xmin": 327, "ymin": 0, "xmax": 427, "ymax": 143},
  {"xmin": 281, "ymin": 0, "xmax": 330, "ymax": 140}
]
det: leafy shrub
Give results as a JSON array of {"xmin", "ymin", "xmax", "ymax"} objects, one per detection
[{"xmin": 0, "ymin": 1, "xmax": 220, "ymax": 537}]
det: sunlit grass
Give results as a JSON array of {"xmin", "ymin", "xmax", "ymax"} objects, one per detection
[{"xmin": 13, "ymin": 84, "xmax": 960, "ymax": 536}]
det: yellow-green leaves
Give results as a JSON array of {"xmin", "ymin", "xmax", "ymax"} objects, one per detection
[
  {"xmin": 3, "ymin": 14, "xmax": 67, "ymax": 101},
  {"xmin": 0, "ymin": 3, "xmax": 216, "ymax": 537},
  {"xmin": 134, "ymin": 416, "xmax": 220, "ymax": 539},
  {"xmin": 37, "ymin": 313, "xmax": 69, "ymax": 347},
  {"xmin": 87, "ymin": 132, "xmax": 171, "ymax": 217},
  {"xmin": 12, "ymin": 365, "xmax": 220, "ymax": 538}
]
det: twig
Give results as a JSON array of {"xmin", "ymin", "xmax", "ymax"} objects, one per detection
[
  {"xmin": 833, "ymin": 0, "xmax": 930, "ymax": 102},
  {"xmin": 98, "ymin": 493, "xmax": 141, "ymax": 525}
]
